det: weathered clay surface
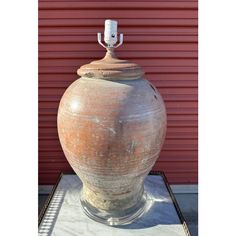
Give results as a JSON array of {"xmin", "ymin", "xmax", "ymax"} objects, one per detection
[
  {"xmin": 78, "ymin": 48, "xmax": 144, "ymax": 80},
  {"xmin": 57, "ymin": 50, "xmax": 167, "ymax": 212}
]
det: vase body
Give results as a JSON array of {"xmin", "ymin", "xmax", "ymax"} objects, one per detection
[{"xmin": 57, "ymin": 50, "xmax": 167, "ymax": 225}]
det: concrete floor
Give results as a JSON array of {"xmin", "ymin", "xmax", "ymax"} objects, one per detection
[{"xmin": 39, "ymin": 193, "xmax": 198, "ymax": 236}]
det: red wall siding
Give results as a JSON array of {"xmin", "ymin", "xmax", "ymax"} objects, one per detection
[{"xmin": 39, "ymin": 0, "xmax": 198, "ymax": 185}]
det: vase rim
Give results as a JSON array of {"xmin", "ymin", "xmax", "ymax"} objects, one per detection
[{"xmin": 77, "ymin": 48, "xmax": 144, "ymax": 80}]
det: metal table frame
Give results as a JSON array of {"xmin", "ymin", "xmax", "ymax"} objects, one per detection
[{"xmin": 38, "ymin": 171, "xmax": 191, "ymax": 236}]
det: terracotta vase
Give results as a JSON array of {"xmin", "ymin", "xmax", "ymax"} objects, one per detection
[{"xmin": 57, "ymin": 26, "xmax": 167, "ymax": 225}]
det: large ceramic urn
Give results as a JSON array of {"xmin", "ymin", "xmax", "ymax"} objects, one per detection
[{"xmin": 57, "ymin": 20, "xmax": 167, "ymax": 225}]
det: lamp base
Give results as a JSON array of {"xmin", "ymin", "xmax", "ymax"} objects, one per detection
[{"xmin": 80, "ymin": 190, "xmax": 148, "ymax": 226}]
